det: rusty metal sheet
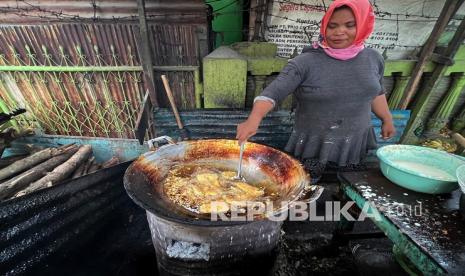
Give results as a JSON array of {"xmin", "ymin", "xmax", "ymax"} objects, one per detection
[
  {"xmin": 0, "ymin": 0, "xmax": 207, "ymax": 24},
  {"xmin": 0, "ymin": 0, "xmax": 208, "ymax": 137}
]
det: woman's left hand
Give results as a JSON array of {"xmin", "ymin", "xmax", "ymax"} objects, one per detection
[{"xmin": 381, "ymin": 121, "xmax": 396, "ymax": 140}]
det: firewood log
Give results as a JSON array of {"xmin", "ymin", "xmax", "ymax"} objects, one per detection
[
  {"xmin": 101, "ymin": 156, "xmax": 119, "ymax": 169},
  {"xmin": 16, "ymin": 145, "xmax": 92, "ymax": 197},
  {"xmin": 71, "ymin": 160, "xmax": 87, "ymax": 179},
  {"xmin": 0, "ymin": 146, "xmax": 79, "ymax": 200},
  {"xmin": 71, "ymin": 151, "xmax": 93, "ymax": 179},
  {"xmin": 0, "ymin": 147, "xmax": 67, "ymax": 181},
  {"xmin": 82, "ymin": 156, "xmax": 95, "ymax": 175},
  {"xmin": 0, "ymin": 154, "xmax": 29, "ymax": 169},
  {"xmin": 88, "ymin": 161, "xmax": 100, "ymax": 174}
]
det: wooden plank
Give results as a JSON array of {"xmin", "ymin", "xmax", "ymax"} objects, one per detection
[
  {"xmin": 134, "ymin": 90, "xmax": 151, "ymax": 144},
  {"xmin": 340, "ymin": 170, "xmax": 464, "ymax": 274},
  {"xmin": 357, "ymin": 55, "xmax": 465, "ymax": 76}
]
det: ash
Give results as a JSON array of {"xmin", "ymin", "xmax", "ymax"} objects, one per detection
[{"xmin": 166, "ymin": 240, "xmax": 210, "ymax": 261}]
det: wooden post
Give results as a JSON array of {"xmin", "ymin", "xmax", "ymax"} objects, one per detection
[
  {"xmin": 398, "ymin": 0, "xmax": 459, "ymax": 110},
  {"xmin": 135, "ymin": 0, "xmax": 157, "ymax": 144},
  {"xmin": 248, "ymin": 0, "xmax": 258, "ymax": 41},
  {"xmin": 134, "ymin": 90, "xmax": 151, "ymax": 144},
  {"xmin": 137, "ymin": 0, "xmax": 158, "ymax": 106},
  {"xmin": 252, "ymin": 0, "xmax": 266, "ymax": 41}
]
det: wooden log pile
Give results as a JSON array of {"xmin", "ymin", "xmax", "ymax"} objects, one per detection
[{"xmin": 0, "ymin": 144, "xmax": 120, "ymax": 201}]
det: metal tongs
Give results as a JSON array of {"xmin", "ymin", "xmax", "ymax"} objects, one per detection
[{"xmin": 233, "ymin": 143, "xmax": 245, "ymax": 181}]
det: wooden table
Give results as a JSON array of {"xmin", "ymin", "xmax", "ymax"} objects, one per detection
[{"xmin": 339, "ymin": 169, "xmax": 465, "ymax": 275}]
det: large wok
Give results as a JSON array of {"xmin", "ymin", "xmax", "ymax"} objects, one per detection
[{"xmin": 124, "ymin": 138, "xmax": 323, "ymax": 226}]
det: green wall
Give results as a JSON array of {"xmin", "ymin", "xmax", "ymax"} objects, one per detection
[{"xmin": 206, "ymin": 0, "xmax": 243, "ymax": 48}]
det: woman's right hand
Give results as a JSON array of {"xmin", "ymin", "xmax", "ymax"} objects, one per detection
[
  {"xmin": 236, "ymin": 100, "xmax": 274, "ymax": 145},
  {"xmin": 236, "ymin": 118, "xmax": 260, "ymax": 145}
]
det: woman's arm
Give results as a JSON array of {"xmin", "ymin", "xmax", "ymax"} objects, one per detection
[
  {"xmin": 372, "ymin": 94, "xmax": 396, "ymax": 139},
  {"xmin": 236, "ymin": 100, "xmax": 274, "ymax": 144},
  {"xmin": 236, "ymin": 58, "xmax": 305, "ymax": 144}
]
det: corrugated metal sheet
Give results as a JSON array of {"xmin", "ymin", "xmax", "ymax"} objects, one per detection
[
  {"xmin": 0, "ymin": 24, "xmax": 146, "ymax": 138},
  {"xmin": 0, "ymin": 0, "xmax": 209, "ymax": 138},
  {"xmin": 154, "ymin": 108, "xmax": 293, "ymax": 149},
  {"xmin": 150, "ymin": 23, "xmax": 203, "ymax": 109},
  {"xmin": 0, "ymin": 0, "xmax": 208, "ymax": 24},
  {"xmin": 0, "ymin": 161, "xmax": 131, "ymax": 276},
  {"xmin": 152, "ymin": 108, "xmax": 411, "ymax": 150}
]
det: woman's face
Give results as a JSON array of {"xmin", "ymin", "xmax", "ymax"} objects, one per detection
[{"xmin": 325, "ymin": 8, "xmax": 357, "ymax": 49}]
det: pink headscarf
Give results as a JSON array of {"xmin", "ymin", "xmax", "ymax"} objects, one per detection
[{"xmin": 317, "ymin": 0, "xmax": 375, "ymax": 60}]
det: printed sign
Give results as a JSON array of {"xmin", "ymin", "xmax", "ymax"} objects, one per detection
[{"xmin": 265, "ymin": 0, "xmax": 465, "ymax": 59}]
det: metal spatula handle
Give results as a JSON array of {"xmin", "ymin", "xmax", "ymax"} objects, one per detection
[{"xmin": 235, "ymin": 143, "xmax": 245, "ymax": 180}]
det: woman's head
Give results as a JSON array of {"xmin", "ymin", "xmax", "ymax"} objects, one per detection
[
  {"xmin": 320, "ymin": 0, "xmax": 375, "ymax": 49},
  {"xmin": 325, "ymin": 6, "xmax": 356, "ymax": 49}
]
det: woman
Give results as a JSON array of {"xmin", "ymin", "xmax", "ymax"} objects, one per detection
[{"xmin": 236, "ymin": 0, "xmax": 395, "ymax": 183}]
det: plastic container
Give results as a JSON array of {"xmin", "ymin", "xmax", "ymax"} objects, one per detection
[
  {"xmin": 457, "ymin": 165, "xmax": 465, "ymax": 194},
  {"xmin": 376, "ymin": 145, "xmax": 465, "ymax": 194}
]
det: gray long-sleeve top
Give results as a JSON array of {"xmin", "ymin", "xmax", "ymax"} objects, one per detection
[{"xmin": 260, "ymin": 46, "xmax": 385, "ymax": 165}]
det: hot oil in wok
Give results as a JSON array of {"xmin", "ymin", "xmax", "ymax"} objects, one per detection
[{"xmin": 163, "ymin": 162, "xmax": 281, "ymax": 214}]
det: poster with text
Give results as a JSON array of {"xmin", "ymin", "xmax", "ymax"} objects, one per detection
[{"xmin": 265, "ymin": 0, "xmax": 465, "ymax": 59}]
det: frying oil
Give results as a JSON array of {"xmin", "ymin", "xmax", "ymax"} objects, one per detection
[{"xmin": 162, "ymin": 162, "xmax": 281, "ymax": 215}]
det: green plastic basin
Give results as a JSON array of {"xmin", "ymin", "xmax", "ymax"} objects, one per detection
[
  {"xmin": 376, "ymin": 145, "xmax": 465, "ymax": 194},
  {"xmin": 457, "ymin": 165, "xmax": 465, "ymax": 194}
]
